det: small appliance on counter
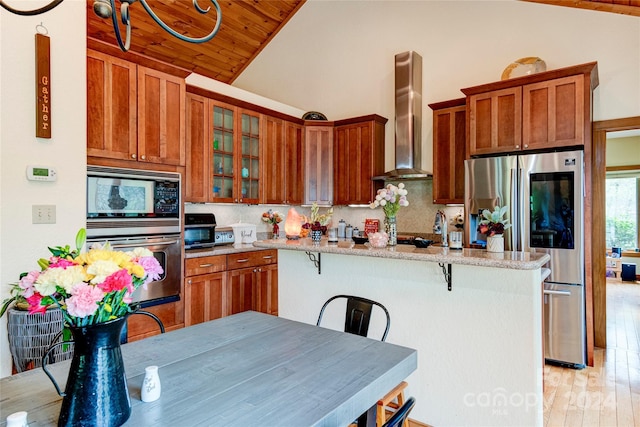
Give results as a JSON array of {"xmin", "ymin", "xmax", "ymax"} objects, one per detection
[
  {"xmin": 184, "ymin": 213, "xmax": 217, "ymax": 250},
  {"xmin": 214, "ymin": 227, "xmax": 235, "ymax": 246}
]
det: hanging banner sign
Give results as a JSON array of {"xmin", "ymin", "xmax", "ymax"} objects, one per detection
[{"xmin": 35, "ymin": 33, "xmax": 51, "ymax": 138}]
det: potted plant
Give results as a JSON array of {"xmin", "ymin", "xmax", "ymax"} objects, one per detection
[
  {"xmin": 369, "ymin": 183, "xmax": 409, "ymax": 246},
  {"xmin": 478, "ymin": 206, "xmax": 511, "ymax": 253},
  {"xmin": 302, "ymin": 203, "xmax": 333, "ymax": 238}
]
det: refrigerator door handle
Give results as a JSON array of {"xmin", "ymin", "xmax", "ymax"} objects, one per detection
[{"xmin": 543, "ymin": 289, "xmax": 572, "ymax": 296}]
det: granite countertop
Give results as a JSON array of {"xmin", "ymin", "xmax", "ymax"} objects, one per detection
[
  {"xmin": 185, "ymin": 243, "xmax": 271, "ymax": 259},
  {"xmin": 253, "ymin": 238, "xmax": 550, "ymax": 270}
]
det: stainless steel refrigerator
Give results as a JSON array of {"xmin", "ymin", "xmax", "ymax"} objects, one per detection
[{"xmin": 464, "ymin": 150, "xmax": 586, "ymax": 368}]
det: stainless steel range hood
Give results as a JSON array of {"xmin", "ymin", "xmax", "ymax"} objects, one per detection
[{"xmin": 373, "ymin": 51, "xmax": 432, "ymax": 181}]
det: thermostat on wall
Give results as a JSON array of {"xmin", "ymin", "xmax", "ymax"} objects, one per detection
[{"xmin": 26, "ymin": 165, "xmax": 57, "ymax": 182}]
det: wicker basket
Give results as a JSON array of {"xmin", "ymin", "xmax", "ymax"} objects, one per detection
[{"xmin": 7, "ymin": 307, "xmax": 73, "ymax": 372}]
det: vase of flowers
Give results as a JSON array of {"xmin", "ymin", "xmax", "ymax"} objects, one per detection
[
  {"xmin": 477, "ymin": 206, "xmax": 511, "ymax": 253},
  {"xmin": 0, "ymin": 228, "xmax": 163, "ymax": 427},
  {"xmin": 302, "ymin": 203, "xmax": 333, "ymax": 236},
  {"xmin": 261, "ymin": 209, "xmax": 283, "ymax": 239},
  {"xmin": 369, "ymin": 183, "xmax": 409, "ymax": 246}
]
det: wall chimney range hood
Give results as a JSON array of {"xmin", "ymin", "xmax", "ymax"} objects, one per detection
[{"xmin": 373, "ymin": 51, "xmax": 432, "ymax": 181}]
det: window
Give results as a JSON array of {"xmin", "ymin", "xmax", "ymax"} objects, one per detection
[{"xmin": 605, "ymin": 170, "xmax": 640, "ymax": 250}]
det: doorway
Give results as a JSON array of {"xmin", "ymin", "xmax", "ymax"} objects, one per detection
[{"xmin": 592, "ymin": 116, "xmax": 640, "ymax": 349}]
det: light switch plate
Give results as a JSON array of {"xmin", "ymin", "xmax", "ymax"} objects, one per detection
[{"xmin": 32, "ymin": 205, "xmax": 56, "ymax": 224}]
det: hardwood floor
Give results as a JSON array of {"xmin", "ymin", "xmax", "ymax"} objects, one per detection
[{"xmin": 544, "ymin": 279, "xmax": 640, "ymax": 426}]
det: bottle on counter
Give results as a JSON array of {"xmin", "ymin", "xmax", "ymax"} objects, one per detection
[
  {"xmin": 338, "ymin": 219, "xmax": 346, "ymax": 239},
  {"xmin": 345, "ymin": 224, "xmax": 353, "ymax": 239}
]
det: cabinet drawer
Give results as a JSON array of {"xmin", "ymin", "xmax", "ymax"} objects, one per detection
[
  {"xmin": 185, "ymin": 255, "xmax": 227, "ymax": 276},
  {"xmin": 227, "ymin": 250, "xmax": 278, "ymax": 270}
]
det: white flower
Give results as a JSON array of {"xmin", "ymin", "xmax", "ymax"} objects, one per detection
[
  {"xmin": 370, "ymin": 182, "xmax": 409, "ymax": 217},
  {"xmin": 35, "ymin": 265, "xmax": 87, "ymax": 294},
  {"xmin": 86, "ymin": 259, "xmax": 121, "ymax": 284},
  {"xmin": 127, "ymin": 247, "xmax": 153, "ymax": 258}
]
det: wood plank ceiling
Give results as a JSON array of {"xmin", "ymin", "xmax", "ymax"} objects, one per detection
[
  {"xmin": 87, "ymin": 0, "xmax": 637, "ymax": 85},
  {"xmin": 522, "ymin": 0, "xmax": 640, "ymax": 17},
  {"xmin": 86, "ymin": 0, "xmax": 306, "ymax": 84}
]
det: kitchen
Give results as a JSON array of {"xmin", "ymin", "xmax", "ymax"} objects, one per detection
[{"xmin": 1, "ymin": 1, "xmax": 639, "ymax": 426}]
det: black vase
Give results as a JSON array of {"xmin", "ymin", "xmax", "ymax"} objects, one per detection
[{"xmin": 43, "ymin": 316, "xmax": 131, "ymax": 427}]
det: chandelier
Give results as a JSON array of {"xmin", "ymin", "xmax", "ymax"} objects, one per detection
[{"xmin": 0, "ymin": 0, "xmax": 222, "ymax": 52}]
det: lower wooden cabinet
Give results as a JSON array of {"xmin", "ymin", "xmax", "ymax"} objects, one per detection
[
  {"xmin": 184, "ymin": 250, "xmax": 278, "ymax": 327},
  {"xmin": 185, "ymin": 272, "xmax": 225, "ymax": 326},
  {"xmin": 126, "ymin": 300, "xmax": 184, "ymax": 342}
]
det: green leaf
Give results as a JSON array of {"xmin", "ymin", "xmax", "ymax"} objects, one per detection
[
  {"xmin": 37, "ymin": 258, "xmax": 50, "ymax": 270},
  {"xmin": 0, "ymin": 296, "xmax": 17, "ymax": 318},
  {"xmin": 75, "ymin": 228, "xmax": 86, "ymax": 254}
]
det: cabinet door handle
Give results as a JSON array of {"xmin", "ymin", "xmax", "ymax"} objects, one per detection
[
  {"xmin": 187, "ymin": 279, "xmax": 192, "ymax": 285},
  {"xmin": 199, "ymin": 263, "xmax": 214, "ymax": 268},
  {"xmin": 524, "ymin": 144, "xmax": 528, "ymax": 148},
  {"xmin": 131, "ymin": 154, "xmax": 137, "ymax": 159},
  {"xmin": 141, "ymin": 155, "xmax": 146, "ymax": 160},
  {"xmin": 235, "ymin": 258, "xmax": 249, "ymax": 263},
  {"xmin": 515, "ymin": 145, "xmax": 520, "ymax": 149}
]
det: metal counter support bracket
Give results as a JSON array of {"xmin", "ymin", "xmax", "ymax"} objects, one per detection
[
  {"xmin": 438, "ymin": 263, "xmax": 452, "ymax": 291},
  {"xmin": 305, "ymin": 251, "xmax": 321, "ymax": 274}
]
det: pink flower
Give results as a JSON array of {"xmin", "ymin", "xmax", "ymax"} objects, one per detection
[
  {"xmin": 66, "ymin": 283, "xmax": 104, "ymax": 318},
  {"xmin": 137, "ymin": 256, "xmax": 163, "ymax": 288},
  {"xmin": 49, "ymin": 257, "xmax": 76, "ymax": 269},
  {"xmin": 98, "ymin": 269, "xmax": 133, "ymax": 294},
  {"xmin": 26, "ymin": 293, "xmax": 47, "ymax": 315},
  {"xmin": 18, "ymin": 271, "xmax": 40, "ymax": 298}
]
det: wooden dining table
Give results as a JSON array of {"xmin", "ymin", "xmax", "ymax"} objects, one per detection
[{"xmin": 0, "ymin": 311, "xmax": 417, "ymax": 426}]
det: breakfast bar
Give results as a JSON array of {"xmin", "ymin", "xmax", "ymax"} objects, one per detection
[{"xmin": 254, "ymin": 238, "xmax": 550, "ymax": 426}]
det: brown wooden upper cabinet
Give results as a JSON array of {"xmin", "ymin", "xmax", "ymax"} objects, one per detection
[
  {"xmin": 262, "ymin": 117, "xmax": 304, "ymax": 205},
  {"xmin": 429, "ymin": 99, "xmax": 466, "ymax": 205},
  {"xmin": 333, "ymin": 115, "xmax": 387, "ymax": 206},
  {"xmin": 185, "ymin": 93, "xmax": 260, "ymax": 204},
  {"xmin": 304, "ymin": 123, "xmax": 334, "ymax": 206},
  {"xmin": 462, "ymin": 62, "xmax": 598, "ymax": 157},
  {"xmin": 87, "ymin": 50, "xmax": 185, "ymax": 166}
]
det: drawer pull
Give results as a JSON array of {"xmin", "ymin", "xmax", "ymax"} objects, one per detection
[
  {"xmin": 235, "ymin": 258, "xmax": 249, "ymax": 263},
  {"xmin": 199, "ymin": 263, "xmax": 215, "ymax": 268},
  {"xmin": 262, "ymin": 255, "xmax": 273, "ymax": 259}
]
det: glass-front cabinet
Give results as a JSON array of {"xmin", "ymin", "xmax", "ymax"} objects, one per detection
[
  {"xmin": 185, "ymin": 93, "xmax": 261, "ymax": 204},
  {"xmin": 212, "ymin": 104, "xmax": 236, "ymax": 201},
  {"xmin": 209, "ymin": 104, "xmax": 260, "ymax": 203},
  {"xmin": 239, "ymin": 110, "xmax": 260, "ymax": 203}
]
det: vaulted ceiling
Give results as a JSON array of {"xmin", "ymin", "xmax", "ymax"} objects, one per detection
[
  {"xmin": 86, "ymin": 0, "xmax": 306, "ymax": 84},
  {"xmin": 86, "ymin": 0, "xmax": 638, "ymax": 85}
]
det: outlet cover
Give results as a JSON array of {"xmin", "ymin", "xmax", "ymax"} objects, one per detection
[{"xmin": 32, "ymin": 205, "xmax": 56, "ymax": 224}]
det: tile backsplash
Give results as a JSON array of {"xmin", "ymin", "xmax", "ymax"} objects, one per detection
[{"xmin": 185, "ymin": 180, "xmax": 464, "ymax": 237}]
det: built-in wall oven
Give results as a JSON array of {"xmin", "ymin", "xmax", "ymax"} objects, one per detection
[{"xmin": 86, "ymin": 166, "xmax": 182, "ymax": 306}]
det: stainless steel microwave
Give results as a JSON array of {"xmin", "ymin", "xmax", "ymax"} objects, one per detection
[{"xmin": 86, "ymin": 166, "xmax": 181, "ymax": 238}]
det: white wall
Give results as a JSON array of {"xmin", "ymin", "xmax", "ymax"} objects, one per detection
[
  {"xmin": 235, "ymin": 0, "xmax": 640, "ymax": 173},
  {"xmin": 0, "ymin": 1, "xmax": 86, "ymax": 377},
  {"xmin": 606, "ymin": 135, "xmax": 640, "ymax": 167}
]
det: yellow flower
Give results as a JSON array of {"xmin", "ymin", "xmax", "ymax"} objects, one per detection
[{"xmin": 86, "ymin": 259, "xmax": 121, "ymax": 284}]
